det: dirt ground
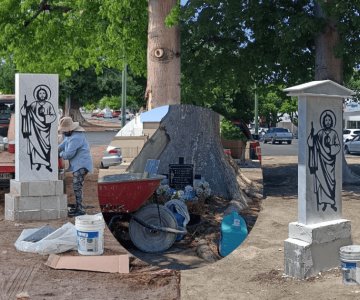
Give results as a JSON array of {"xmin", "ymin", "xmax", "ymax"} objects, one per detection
[
  {"xmin": 2, "ymin": 122, "xmax": 360, "ymax": 299},
  {"xmin": 0, "ymin": 144, "xmax": 182, "ymax": 300},
  {"xmin": 0, "ymin": 120, "xmax": 259, "ymax": 300},
  {"xmin": 181, "ymin": 155, "xmax": 360, "ymax": 300}
]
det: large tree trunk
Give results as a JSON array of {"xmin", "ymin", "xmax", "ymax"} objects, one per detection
[
  {"xmin": 140, "ymin": 4, "xmax": 250, "ymax": 211},
  {"xmin": 314, "ymin": 2, "xmax": 343, "ymax": 83},
  {"xmin": 67, "ymin": 96, "xmax": 94, "ymax": 127},
  {"xmin": 128, "ymin": 105, "xmax": 249, "ymax": 208},
  {"xmin": 146, "ymin": 0, "xmax": 181, "ymax": 109},
  {"xmin": 314, "ymin": 1, "xmax": 360, "ymax": 184}
]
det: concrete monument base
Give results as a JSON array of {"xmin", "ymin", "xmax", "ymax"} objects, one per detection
[
  {"xmin": 284, "ymin": 219, "xmax": 352, "ymax": 279},
  {"xmin": 5, "ymin": 179, "xmax": 67, "ymax": 221}
]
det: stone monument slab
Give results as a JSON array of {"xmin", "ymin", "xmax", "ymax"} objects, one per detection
[
  {"xmin": 5, "ymin": 73, "xmax": 67, "ymax": 221},
  {"xmin": 15, "ymin": 73, "xmax": 59, "ymax": 181},
  {"xmin": 283, "ymin": 80, "xmax": 353, "ymax": 279}
]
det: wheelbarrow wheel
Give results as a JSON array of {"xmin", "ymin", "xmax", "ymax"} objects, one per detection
[{"xmin": 129, "ymin": 204, "xmax": 177, "ymax": 253}]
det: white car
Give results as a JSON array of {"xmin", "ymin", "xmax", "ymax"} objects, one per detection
[
  {"xmin": 344, "ymin": 135, "xmax": 360, "ymax": 154},
  {"xmin": 100, "ymin": 146, "xmax": 122, "ymax": 168},
  {"xmin": 343, "ymin": 129, "xmax": 360, "ymax": 142},
  {"xmin": 263, "ymin": 127, "xmax": 293, "ymax": 144},
  {"xmin": 103, "ymin": 110, "xmax": 113, "ymax": 118}
]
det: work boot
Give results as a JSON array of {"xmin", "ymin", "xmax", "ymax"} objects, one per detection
[{"xmin": 68, "ymin": 205, "xmax": 85, "ymax": 217}]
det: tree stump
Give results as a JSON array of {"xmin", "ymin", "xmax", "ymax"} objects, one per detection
[{"xmin": 128, "ymin": 105, "xmax": 248, "ymax": 208}]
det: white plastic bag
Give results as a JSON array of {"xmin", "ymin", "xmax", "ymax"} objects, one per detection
[{"xmin": 15, "ymin": 222, "xmax": 77, "ymax": 255}]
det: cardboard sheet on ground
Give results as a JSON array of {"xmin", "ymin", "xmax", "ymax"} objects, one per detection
[{"xmin": 45, "ymin": 254, "xmax": 130, "ymax": 273}]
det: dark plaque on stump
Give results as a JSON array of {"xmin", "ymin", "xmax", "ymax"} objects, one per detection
[{"xmin": 169, "ymin": 163, "xmax": 194, "ymax": 190}]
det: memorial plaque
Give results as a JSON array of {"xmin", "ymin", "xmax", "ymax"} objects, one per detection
[{"xmin": 169, "ymin": 164, "xmax": 194, "ymax": 190}]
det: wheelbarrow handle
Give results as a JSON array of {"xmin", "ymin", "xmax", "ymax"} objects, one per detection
[{"xmin": 131, "ymin": 214, "xmax": 187, "ymax": 235}]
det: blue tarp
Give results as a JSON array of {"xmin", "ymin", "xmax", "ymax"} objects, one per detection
[{"xmin": 140, "ymin": 105, "xmax": 169, "ymax": 123}]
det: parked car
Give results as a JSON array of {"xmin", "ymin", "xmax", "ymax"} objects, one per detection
[
  {"xmin": 100, "ymin": 146, "xmax": 122, "ymax": 169},
  {"xmin": 0, "ymin": 95, "xmax": 14, "ymax": 137},
  {"xmin": 112, "ymin": 110, "xmax": 121, "ymax": 118},
  {"xmin": 344, "ymin": 135, "xmax": 360, "ymax": 154},
  {"xmin": 103, "ymin": 110, "xmax": 113, "ymax": 118},
  {"xmin": 263, "ymin": 127, "xmax": 293, "ymax": 144},
  {"xmin": 343, "ymin": 129, "xmax": 360, "ymax": 142}
]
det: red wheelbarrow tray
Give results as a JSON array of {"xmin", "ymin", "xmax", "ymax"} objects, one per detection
[{"xmin": 98, "ymin": 173, "xmax": 166, "ymax": 213}]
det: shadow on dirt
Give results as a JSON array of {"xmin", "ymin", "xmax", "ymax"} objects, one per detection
[
  {"xmin": 262, "ymin": 159, "xmax": 360, "ymax": 199},
  {"xmin": 263, "ymin": 163, "xmax": 298, "ymax": 198}
]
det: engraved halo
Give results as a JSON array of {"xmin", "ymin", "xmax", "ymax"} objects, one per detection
[
  {"xmin": 320, "ymin": 110, "xmax": 336, "ymax": 127},
  {"xmin": 33, "ymin": 84, "xmax": 52, "ymax": 101}
]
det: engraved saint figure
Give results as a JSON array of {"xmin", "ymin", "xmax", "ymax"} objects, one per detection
[
  {"xmin": 20, "ymin": 84, "xmax": 56, "ymax": 172},
  {"xmin": 307, "ymin": 110, "xmax": 341, "ymax": 212}
]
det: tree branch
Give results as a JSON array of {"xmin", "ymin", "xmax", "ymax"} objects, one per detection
[{"xmin": 24, "ymin": 0, "xmax": 71, "ymax": 27}]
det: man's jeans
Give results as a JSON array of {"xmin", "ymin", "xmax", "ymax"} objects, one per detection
[{"xmin": 73, "ymin": 168, "xmax": 88, "ymax": 209}]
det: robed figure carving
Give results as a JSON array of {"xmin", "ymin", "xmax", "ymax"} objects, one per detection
[
  {"xmin": 307, "ymin": 110, "xmax": 341, "ymax": 212},
  {"xmin": 20, "ymin": 84, "xmax": 56, "ymax": 172}
]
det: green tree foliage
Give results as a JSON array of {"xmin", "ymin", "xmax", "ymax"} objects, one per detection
[
  {"xmin": 98, "ymin": 96, "xmax": 119, "ymax": 110},
  {"xmin": 279, "ymin": 98, "xmax": 298, "ymax": 126},
  {"xmin": 0, "ymin": 0, "xmax": 148, "ymax": 80},
  {"xmin": 220, "ymin": 118, "xmax": 247, "ymax": 141},
  {"xmin": 347, "ymin": 70, "xmax": 360, "ymax": 102},
  {"xmin": 258, "ymin": 88, "xmax": 286, "ymax": 127},
  {"xmin": 60, "ymin": 67, "xmax": 146, "ymax": 109},
  {"xmin": 180, "ymin": 1, "xmax": 360, "ymax": 121},
  {"xmin": 0, "ymin": 57, "xmax": 16, "ymax": 93}
]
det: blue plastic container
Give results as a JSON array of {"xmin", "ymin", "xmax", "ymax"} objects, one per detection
[
  {"xmin": 219, "ymin": 211, "xmax": 248, "ymax": 257},
  {"xmin": 167, "ymin": 203, "xmax": 186, "ymax": 241}
]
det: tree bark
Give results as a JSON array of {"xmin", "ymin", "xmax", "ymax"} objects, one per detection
[
  {"xmin": 146, "ymin": 0, "xmax": 181, "ymax": 109},
  {"xmin": 128, "ymin": 105, "xmax": 248, "ymax": 207},
  {"xmin": 314, "ymin": 1, "xmax": 359, "ymax": 184},
  {"xmin": 314, "ymin": 2, "xmax": 343, "ymax": 83},
  {"xmin": 67, "ymin": 96, "xmax": 94, "ymax": 127}
]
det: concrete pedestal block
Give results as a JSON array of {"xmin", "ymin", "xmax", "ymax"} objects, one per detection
[
  {"xmin": 284, "ymin": 220, "xmax": 352, "ymax": 279},
  {"xmin": 5, "ymin": 180, "xmax": 67, "ymax": 221}
]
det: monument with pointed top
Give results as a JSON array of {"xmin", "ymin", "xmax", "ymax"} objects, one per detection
[
  {"xmin": 5, "ymin": 74, "xmax": 67, "ymax": 221},
  {"xmin": 283, "ymin": 80, "xmax": 353, "ymax": 279}
]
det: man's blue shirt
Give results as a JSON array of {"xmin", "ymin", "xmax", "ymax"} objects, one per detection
[{"xmin": 58, "ymin": 132, "xmax": 93, "ymax": 173}]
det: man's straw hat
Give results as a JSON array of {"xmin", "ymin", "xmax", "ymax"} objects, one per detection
[{"xmin": 58, "ymin": 117, "xmax": 85, "ymax": 132}]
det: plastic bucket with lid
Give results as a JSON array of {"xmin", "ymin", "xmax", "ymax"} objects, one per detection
[
  {"xmin": 75, "ymin": 213, "xmax": 105, "ymax": 255},
  {"xmin": 340, "ymin": 245, "xmax": 360, "ymax": 285}
]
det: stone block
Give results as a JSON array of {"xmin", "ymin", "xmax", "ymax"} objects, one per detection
[
  {"xmin": 16, "ymin": 210, "xmax": 42, "ymax": 221},
  {"xmin": 4, "ymin": 207, "xmax": 15, "ymax": 221},
  {"xmin": 59, "ymin": 209, "xmax": 68, "ymax": 219},
  {"xmin": 285, "ymin": 221, "xmax": 352, "ymax": 279},
  {"xmin": 59, "ymin": 195, "xmax": 67, "ymax": 210},
  {"xmin": 40, "ymin": 196, "xmax": 59, "ymax": 210},
  {"xmin": 28, "ymin": 181, "xmax": 56, "ymax": 196},
  {"xmin": 4, "ymin": 192, "xmax": 67, "ymax": 221},
  {"xmin": 289, "ymin": 219, "xmax": 351, "ymax": 244},
  {"xmin": 5, "ymin": 194, "xmax": 16, "ymax": 211},
  {"xmin": 55, "ymin": 180, "xmax": 64, "ymax": 195},
  {"xmin": 284, "ymin": 238, "xmax": 313, "ymax": 279},
  {"xmin": 18, "ymin": 197, "xmax": 41, "ymax": 210},
  {"xmin": 10, "ymin": 180, "xmax": 29, "ymax": 196},
  {"xmin": 41, "ymin": 209, "xmax": 61, "ymax": 220},
  {"xmin": 40, "ymin": 195, "xmax": 67, "ymax": 210}
]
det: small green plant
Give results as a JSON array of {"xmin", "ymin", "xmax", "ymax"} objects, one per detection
[{"xmin": 220, "ymin": 119, "xmax": 247, "ymax": 141}]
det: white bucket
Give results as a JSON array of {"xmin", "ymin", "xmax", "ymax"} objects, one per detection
[
  {"xmin": 75, "ymin": 213, "xmax": 105, "ymax": 256},
  {"xmin": 340, "ymin": 245, "xmax": 360, "ymax": 285}
]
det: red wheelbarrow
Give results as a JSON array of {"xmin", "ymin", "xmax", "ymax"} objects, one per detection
[{"xmin": 98, "ymin": 173, "xmax": 187, "ymax": 253}]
